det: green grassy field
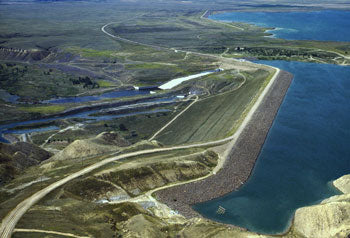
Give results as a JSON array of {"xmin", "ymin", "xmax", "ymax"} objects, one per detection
[
  {"xmin": 30, "ymin": 103, "xmax": 189, "ymax": 148},
  {"xmin": 2, "ymin": 0, "xmax": 346, "ymax": 150},
  {"xmin": 106, "ymin": 10, "xmax": 350, "ymax": 62},
  {"xmin": 1, "ymin": 0, "xmax": 349, "ymax": 124},
  {"xmin": 0, "ymin": 63, "xmax": 101, "ymax": 102},
  {"xmin": 155, "ymin": 68, "xmax": 272, "ymax": 145},
  {"xmin": 2, "ymin": 1, "xmax": 350, "ymax": 237}
]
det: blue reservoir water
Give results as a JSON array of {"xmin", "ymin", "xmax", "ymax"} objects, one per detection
[
  {"xmin": 194, "ymin": 60, "xmax": 350, "ymax": 233},
  {"xmin": 209, "ymin": 10, "xmax": 350, "ymax": 41}
]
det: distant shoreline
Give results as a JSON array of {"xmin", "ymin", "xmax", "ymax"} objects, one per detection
[
  {"xmin": 154, "ymin": 70, "xmax": 293, "ymax": 219},
  {"xmin": 204, "ymin": 6, "xmax": 350, "ymax": 17}
]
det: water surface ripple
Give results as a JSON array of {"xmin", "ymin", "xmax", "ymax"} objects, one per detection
[
  {"xmin": 209, "ymin": 10, "xmax": 350, "ymax": 41},
  {"xmin": 194, "ymin": 60, "xmax": 350, "ymax": 233}
]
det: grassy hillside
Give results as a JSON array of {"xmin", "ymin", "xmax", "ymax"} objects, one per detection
[{"xmin": 156, "ymin": 68, "xmax": 272, "ymax": 145}]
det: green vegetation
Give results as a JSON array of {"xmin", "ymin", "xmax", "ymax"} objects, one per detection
[
  {"xmin": 102, "ymin": 110, "xmax": 179, "ymax": 143},
  {"xmin": 63, "ymin": 149, "xmax": 216, "ymax": 198},
  {"xmin": 29, "ymin": 104, "xmax": 187, "ymax": 148},
  {"xmin": 0, "ymin": 104, "xmax": 41, "ymax": 125},
  {"xmin": 106, "ymin": 11, "xmax": 350, "ymax": 63},
  {"xmin": 189, "ymin": 69, "xmax": 246, "ymax": 95},
  {"xmin": 156, "ymin": 68, "xmax": 272, "ymax": 145},
  {"xmin": 1, "ymin": 142, "xmax": 215, "ymax": 237},
  {"xmin": 18, "ymin": 105, "xmax": 66, "ymax": 114},
  {"xmin": 0, "ymin": 142, "xmax": 52, "ymax": 185},
  {"xmin": 125, "ymin": 63, "xmax": 168, "ymax": 70},
  {"xmin": 67, "ymin": 47, "xmax": 123, "ymax": 59},
  {"xmin": 1, "ymin": 1, "xmax": 350, "ymax": 237},
  {"xmin": 1, "ymin": 0, "xmax": 347, "ymax": 125},
  {"xmin": 94, "ymin": 150, "xmax": 217, "ymax": 196},
  {"xmin": 228, "ymin": 46, "xmax": 350, "ymax": 64},
  {"xmin": 97, "ymin": 80, "xmax": 116, "ymax": 87},
  {"xmin": 0, "ymin": 63, "xmax": 99, "ymax": 102}
]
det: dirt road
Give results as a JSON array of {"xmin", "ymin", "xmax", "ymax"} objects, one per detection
[{"xmin": 0, "ymin": 67, "xmax": 280, "ymax": 238}]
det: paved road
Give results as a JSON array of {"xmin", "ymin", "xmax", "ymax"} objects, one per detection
[
  {"xmin": 101, "ymin": 19, "xmax": 241, "ymax": 61},
  {"xmin": 0, "ymin": 66, "xmax": 280, "ymax": 238},
  {"xmin": 101, "ymin": 23, "xmax": 169, "ymax": 51},
  {"xmin": 0, "ymin": 13, "xmax": 281, "ymax": 237},
  {"xmin": 148, "ymin": 69, "xmax": 247, "ymax": 141},
  {"xmin": 0, "ymin": 138, "xmax": 236, "ymax": 238}
]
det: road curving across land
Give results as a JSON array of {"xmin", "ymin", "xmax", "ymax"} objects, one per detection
[
  {"xmin": 0, "ymin": 67, "xmax": 283, "ymax": 238},
  {"xmin": 155, "ymin": 69, "xmax": 293, "ymax": 217},
  {"xmin": 1, "ymin": 12, "xmax": 288, "ymax": 237},
  {"xmin": 13, "ymin": 228, "xmax": 90, "ymax": 238}
]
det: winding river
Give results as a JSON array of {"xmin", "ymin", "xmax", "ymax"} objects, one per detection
[
  {"xmin": 0, "ymin": 69, "xmax": 218, "ymax": 143},
  {"xmin": 194, "ymin": 10, "xmax": 350, "ymax": 234},
  {"xmin": 1, "ymin": 9, "xmax": 349, "ymax": 235}
]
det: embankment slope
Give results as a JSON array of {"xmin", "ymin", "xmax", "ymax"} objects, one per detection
[{"xmin": 154, "ymin": 70, "xmax": 293, "ymax": 217}]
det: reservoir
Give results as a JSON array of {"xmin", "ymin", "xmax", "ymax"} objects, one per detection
[
  {"xmin": 194, "ymin": 61, "xmax": 350, "ymax": 233},
  {"xmin": 209, "ymin": 10, "xmax": 350, "ymax": 41},
  {"xmin": 195, "ymin": 11, "xmax": 350, "ymax": 234}
]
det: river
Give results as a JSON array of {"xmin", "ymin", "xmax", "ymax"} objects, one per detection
[
  {"xmin": 0, "ymin": 96, "xmax": 176, "ymax": 143},
  {"xmin": 0, "ymin": 68, "xmax": 218, "ymax": 142}
]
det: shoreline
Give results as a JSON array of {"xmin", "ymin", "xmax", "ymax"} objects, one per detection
[{"xmin": 154, "ymin": 69, "xmax": 293, "ymax": 218}]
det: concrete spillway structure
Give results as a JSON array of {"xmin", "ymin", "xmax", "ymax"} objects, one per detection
[{"xmin": 159, "ymin": 69, "xmax": 223, "ymax": 90}]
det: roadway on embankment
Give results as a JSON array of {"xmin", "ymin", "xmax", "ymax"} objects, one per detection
[
  {"xmin": 155, "ymin": 70, "xmax": 293, "ymax": 218},
  {"xmin": 0, "ymin": 68, "xmax": 282, "ymax": 238},
  {"xmin": 1, "ymin": 12, "xmax": 283, "ymax": 237},
  {"xmin": 0, "ymin": 137, "xmax": 236, "ymax": 238}
]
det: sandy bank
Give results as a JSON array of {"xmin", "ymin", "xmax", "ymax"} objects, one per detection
[{"xmin": 154, "ymin": 70, "xmax": 293, "ymax": 218}]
